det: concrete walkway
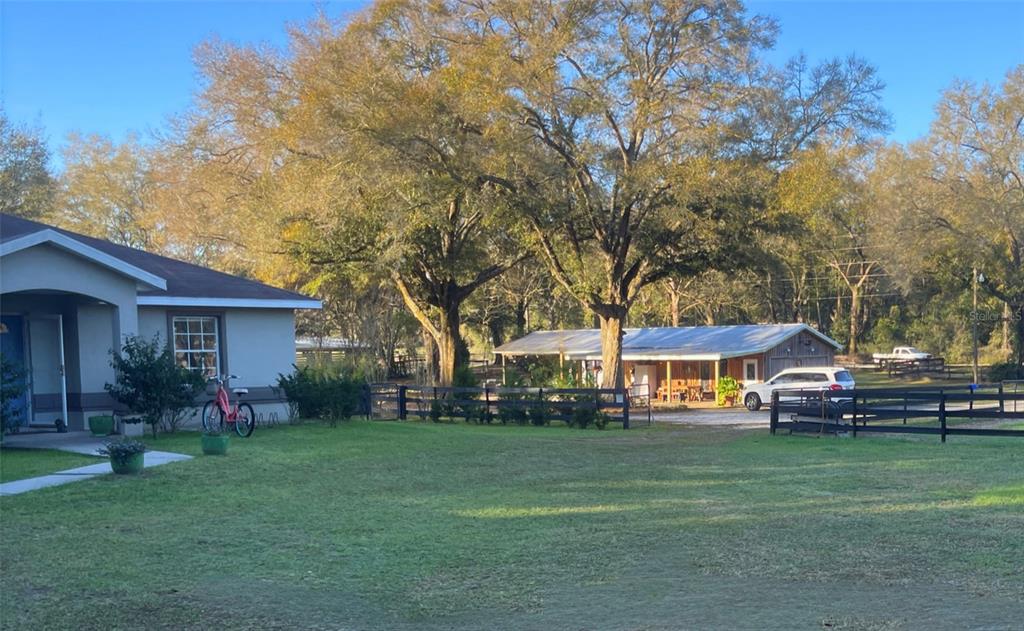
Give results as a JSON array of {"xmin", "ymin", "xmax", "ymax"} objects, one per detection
[{"xmin": 0, "ymin": 431, "xmax": 191, "ymax": 496}]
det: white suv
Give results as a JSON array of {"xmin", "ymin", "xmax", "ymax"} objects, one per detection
[{"xmin": 742, "ymin": 367, "xmax": 855, "ymax": 411}]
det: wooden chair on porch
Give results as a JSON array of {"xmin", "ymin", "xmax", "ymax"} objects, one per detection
[
  {"xmin": 700, "ymin": 384, "xmax": 715, "ymax": 401},
  {"xmin": 655, "ymin": 381, "xmax": 671, "ymax": 401},
  {"xmin": 668, "ymin": 380, "xmax": 686, "ymax": 402},
  {"xmin": 657, "ymin": 382, "xmax": 687, "ymax": 403},
  {"xmin": 686, "ymin": 385, "xmax": 702, "ymax": 402}
]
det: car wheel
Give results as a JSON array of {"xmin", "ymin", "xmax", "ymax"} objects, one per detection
[{"xmin": 744, "ymin": 393, "xmax": 762, "ymax": 411}]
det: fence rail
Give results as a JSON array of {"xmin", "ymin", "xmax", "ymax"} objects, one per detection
[
  {"xmin": 769, "ymin": 383, "xmax": 1024, "ymax": 442},
  {"xmin": 368, "ymin": 383, "xmax": 651, "ymax": 428}
]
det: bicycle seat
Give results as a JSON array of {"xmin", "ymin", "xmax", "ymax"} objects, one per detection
[{"xmin": 232, "ymin": 388, "xmax": 249, "ymax": 396}]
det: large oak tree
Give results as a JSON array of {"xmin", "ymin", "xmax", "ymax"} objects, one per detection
[{"xmin": 425, "ymin": 0, "xmax": 887, "ymax": 386}]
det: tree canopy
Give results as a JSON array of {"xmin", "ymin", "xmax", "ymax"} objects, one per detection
[{"xmin": 16, "ymin": 2, "xmax": 1021, "ymax": 384}]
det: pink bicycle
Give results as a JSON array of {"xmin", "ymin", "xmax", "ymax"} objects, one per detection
[{"xmin": 201, "ymin": 374, "xmax": 255, "ymax": 437}]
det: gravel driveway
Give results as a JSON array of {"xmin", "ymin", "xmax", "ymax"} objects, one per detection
[{"xmin": 651, "ymin": 407, "xmax": 769, "ymax": 427}]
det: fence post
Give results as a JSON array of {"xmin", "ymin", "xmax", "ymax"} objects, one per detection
[
  {"xmin": 851, "ymin": 394, "xmax": 858, "ymax": 438},
  {"xmin": 647, "ymin": 383, "xmax": 652, "ymax": 426},
  {"xmin": 770, "ymin": 391, "xmax": 778, "ymax": 435},
  {"xmin": 939, "ymin": 393, "xmax": 947, "ymax": 443},
  {"xmin": 484, "ymin": 386, "xmax": 491, "ymax": 422},
  {"xmin": 903, "ymin": 396, "xmax": 908, "ymax": 425},
  {"xmin": 363, "ymin": 383, "xmax": 372, "ymax": 420},
  {"xmin": 397, "ymin": 385, "xmax": 407, "ymax": 421},
  {"xmin": 622, "ymin": 388, "xmax": 630, "ymax": 429},
  {"xmin": 998, "ymin": 383, "xmax": 1005, "ymax": 417}
]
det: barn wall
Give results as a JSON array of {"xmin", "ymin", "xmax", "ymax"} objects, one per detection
[
  {"xmin": 726, "ymin": 353, "xmax": 767, "ymax": 384},
  {"xmin": 766, "ymin": 331, "xmax": 835, "ymax": 376}
]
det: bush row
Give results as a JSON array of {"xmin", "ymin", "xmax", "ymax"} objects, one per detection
[
  {"xmin": 276, "ymin": 364, "xmax": 366, "ymax": 425},
  {"xmin": 427, "ymin": 398, "xmax": 611, "ymax": 429}
]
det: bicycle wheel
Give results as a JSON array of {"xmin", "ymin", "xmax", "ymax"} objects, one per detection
[
  {"xmin": 201, "ymin": 400, "xmax": 224, "ymax": 433},
  {"xmin": 235, "ymin": 403, "xmax": 256, "ymax": 437}
]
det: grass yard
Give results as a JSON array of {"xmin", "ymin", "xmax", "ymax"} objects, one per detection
[
  {"xmin": 849, "ymin": 369, "xmax": 972, "ymax": 389},
  {"xmin": 1, "ymin": 422, "xmax": 1022, "ymax": 630},
  {"xmin": 0, "ymin": 447, "xmax": 103, "ymax": 483}
]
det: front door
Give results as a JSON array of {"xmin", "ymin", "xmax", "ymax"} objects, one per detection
[
  {"xmin": 1, "ymin": 315, "xmax": 30, "ymax": 428},
  {"xmin": 743, "ymin": 359, "xmax": 759, "ymax": 385},
  {"xmin": 27, "ymin": 316, "xmax": 69, "ymax": 427},
  {"xmin": 634, "ymin": 364, "xmax": 654, "ymax": 398},
  {"xmin": 699, "ymin": 361, "xmax": 712, "ymax": 391}
]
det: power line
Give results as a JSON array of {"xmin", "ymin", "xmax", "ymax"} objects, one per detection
[
  {"xmin": 812, "ymin": 293, "xmax": 903, "ymax": 301},
  {"xmin": 792, "ymin": 244, "xmax": 889, "ymax": 255},
  {"xmin": 763, "ymin": 272, "xmax": 895, "ymax": 284}
]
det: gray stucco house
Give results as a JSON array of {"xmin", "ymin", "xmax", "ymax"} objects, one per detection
[{"xmin": 0, "ymin": 213, "xmax": 320, "ymax": 431}]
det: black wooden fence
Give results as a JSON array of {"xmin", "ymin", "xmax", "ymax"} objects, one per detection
[
  {"xmin": 770, "ymin": 383, "xmax": 1024, "ymax": 442},
  {"xmin": 881, "ymin": 356, "xmax": 946, "ymax": 377},
  {"xmin": 367, "ymin": 384, "xmax": 648, "ymax": 428}
]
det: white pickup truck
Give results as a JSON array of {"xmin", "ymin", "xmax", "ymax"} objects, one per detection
[{"xmin": 872, "ymin": 346, "xmax": 932, "ymax": 363}]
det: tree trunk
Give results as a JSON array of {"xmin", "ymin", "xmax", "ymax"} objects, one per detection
[
  {"xmin": 437, "ymin": 327, "xmax": 457, "ymax": 387},
  {"xmin": 703, "ymin": 306, "xmax": 716, "ymax": 326},
  {"xmin": 764, "ymin": 274, "xmax": 778, "ymax": 322},
  {"xmin": 791, "ymin": 277, "xmax": 805, "ymax": 323},
  {"xmin": 488, "ymin": 317, "xmax": 504, "ymax": 348},
  {"xmin": 815, "ymin": 282, "xmax": 825, "ymax": 334},
  {"xmin": 666, "ymin": 279, "xmax": 680, "ymax": 327},
  {"xmin": 1015, "ymin": 304, "xmax": 1024, "ymax": 379},
  {"xmin": 514, "ymin": 298, "xmax": 528, "ymax": 338},
  {"xmin": 597, "ymin": 311, "xmax": 626, "ymax": 389},
  {"xmin": 848, "ymin": 287, "xmax": 861, "ymax": 355},
  {"xmin": 421, "ymin": 329, "xmax": 438, "ymax": 385},
  {"xmin": 436, "ymin": 307, "xmax": 468, "ymax": 387},
  {"xmin": 1002, "ymin": 302, "xmax": 1012, "ymax": 357}
]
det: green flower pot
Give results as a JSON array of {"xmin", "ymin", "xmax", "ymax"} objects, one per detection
[
  {"xmin": 201, "ymin": 434, "xmax": 229, "ymax": 455},
  {"xmin": 110, "ymin": 452, "xmax": 144, "ymax": 475},
  {"xmin": 88, "ymin": 415, "xmax": 114, "ymax": 436}
]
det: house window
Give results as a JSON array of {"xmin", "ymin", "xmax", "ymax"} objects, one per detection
[{"xmin": 172, "ymin": 316, "xmax": 220, "ymax": 378}]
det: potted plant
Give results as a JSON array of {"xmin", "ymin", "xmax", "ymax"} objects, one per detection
[
  {"xmin": 99, "ymin": 437, "xmax": 147, "ymax": 474},
  {"xmin": 201, "ymin": 426, "xmax": 229, "ymax": 455},
  {"xmin": 716, "ymin": 376, "xmax": 741, "ymax": 407},
  {"xmin": 88, "ymin": 414, "xmax": 114, "ymax": 436}
]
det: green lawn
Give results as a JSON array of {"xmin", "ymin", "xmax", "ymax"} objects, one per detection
[
  {"xmin": 849, "ymin": 368, "xmax": 972, "ymax": 389},
  {"xmin": 2, "ymin": 422, "xmax": 1022, "ymax": 630},
  {"xmin": 0, "ymin": 447, "xmax": 103, "ymax": 483}
]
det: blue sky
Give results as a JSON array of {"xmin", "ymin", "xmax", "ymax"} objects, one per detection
[{"xmin": 2, "ymin": 1, "xmax": 1022, "ymax": 169}]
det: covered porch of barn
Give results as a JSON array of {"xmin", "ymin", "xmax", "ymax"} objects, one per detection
[
  {"xmin": 493, "ymin": 324, "xmax": 842, "ymax": 403},
  {"xmin": 624, "ymin": 353, "xmax": 766, "ymax": 404}
]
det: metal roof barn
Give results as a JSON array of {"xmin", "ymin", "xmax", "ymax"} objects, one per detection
[{"xmin": 494, "ymin": 323, "xmax": 843, "ymax": 361}]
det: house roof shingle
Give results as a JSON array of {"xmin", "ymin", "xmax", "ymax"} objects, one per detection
[{"xmin": 0, "ymin": 213, "xmax": 319, "ymax": 308}]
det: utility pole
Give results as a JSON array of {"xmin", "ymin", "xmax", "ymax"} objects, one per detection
[{"xmin": 972, "ymin": 266, "xmax": 979, "ymax": 384}]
